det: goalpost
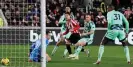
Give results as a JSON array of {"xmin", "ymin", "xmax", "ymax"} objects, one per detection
[
  {"xmin": 41, "ymin": 0, "xmax": 46, "ymax": 67},
  {"xmin": 0, "ymin": 0, "xmax": 46, "ymax": 67}
]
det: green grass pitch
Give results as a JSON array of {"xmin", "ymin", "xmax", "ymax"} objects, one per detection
[
  {"xmin": 0, "ymin": 45, "xmax": 133, "ymax": 67},
  {"xmin": 47, "ymin": 45, "xmax": 133, "ymax": 67}
]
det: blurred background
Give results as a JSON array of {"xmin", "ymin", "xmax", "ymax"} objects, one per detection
[{"xmin": 0, "ymin": 0, "xmax": 133, "ymax": 28}]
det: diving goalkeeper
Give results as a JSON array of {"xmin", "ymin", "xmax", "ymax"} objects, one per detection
[{"xmin": 28, "ymin": 31, "xmax": 51, "ymax": 62}]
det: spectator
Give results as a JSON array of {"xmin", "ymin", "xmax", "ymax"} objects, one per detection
[
  {"xmin": 55, "ymin": 20, "xmax": 59, "ymax": 27},
  {"xmin": 48, "ymin": 12, "xmax": 56, "ymax": 26},
  {"xmin": 124, "ymin": 7, "xmax": 132, "ymax": 20},
  {"xmin": 32, "ymin": 14, "xmax": 40, "ymax": 26},
  {"xmin": 54, "ymin": 7, "xmax": 61, "ymax": 20},
  {"xmin": 95, "ymin": 11, "xmax": 106, "ymax": 27},
  {"xmin": 46, "ymin": 16, "xmax": 51, "ymax": 27},
  {"xmin": 4, "ymin": 10, "xmax": 10, "ymax": 21},
  {"xmin": 129, "ymin": 11, "xmax": 133, "ymax": 28},
  {"xmin": 79, "ymin": 15, "xmax": 84, "ymax": 27},
  {"xmin": 60, "ymin": 3, "xmax": 65, "ymax": 15},
  {"xmin": 23, "ymin": 17, "xmax": 28, "ymax": 26},
  {"xmin": 0, "ymin": 0, "xmax": 133, "ymax": 28},
  {"xmin": 75, "ymin": 12, "xmax": 80, "ymax": 21},
  {"xmin": 65, "ymin": 7, "xmax": 75, "ymax": 19},
  {"xmin": 12, "ymin": 18, "xmax": 17, "ymax": 26}
]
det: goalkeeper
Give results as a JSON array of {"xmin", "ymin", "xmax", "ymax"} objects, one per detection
[{"xmin": 28, "ymin": 31, "xmax": 51, "ymax": 62}]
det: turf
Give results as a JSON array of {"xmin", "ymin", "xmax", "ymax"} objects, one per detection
[
  {"xmin": 0, "ymin": 45, "xmax": 41, "ymax": 67},
  {"xmin": 0, "ymin": 45, "xmax": 133, "ymax": 67},
  {"xmin": 47, "ymin": 45, "xmax": 133, "ymax": 67}
]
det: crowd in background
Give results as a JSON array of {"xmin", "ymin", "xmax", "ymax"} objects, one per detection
[
  {"xmin": 0, "ymin": 0, "xmax": 133, "ymax": 28},
  {"xmin": 0, "ymin": 0, "xmax": 40, "ymax": 26},
  {"xmin": 46, "ymin": 0, "xmax": 133, "ymax": 28}
]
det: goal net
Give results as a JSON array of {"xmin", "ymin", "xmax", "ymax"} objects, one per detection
[{"xmin": 0, "ymin": 0, "xmax": 42, "ymax": 67}]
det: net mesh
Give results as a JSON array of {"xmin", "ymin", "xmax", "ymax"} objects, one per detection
[{"xmin": 0, "ymin": 0, "xmax": 41, "ymax": 67}]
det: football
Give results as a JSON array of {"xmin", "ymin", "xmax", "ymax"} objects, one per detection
[{"xmin": 1, "ymin": 58, "xmax": 9, "ymax": 65}]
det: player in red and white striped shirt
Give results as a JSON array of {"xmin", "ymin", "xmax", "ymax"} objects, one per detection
[
  {"xmin": 63, "ymin": 18, "xmax": 80, "ymax": 35},
  {"xmin": 62, "ymin": 12, "xmax": 81, "ymax": 57}
]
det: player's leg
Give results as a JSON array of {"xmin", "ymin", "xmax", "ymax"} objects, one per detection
[
  {"xmin": 63, "ymin": 48, "xmax": 68, "ymax": 57},
  {"xmin": 65, "ymin": 39, "xmax": 72, "ymax": 55},
  {"xmin": 95, "ymin": 37, "xmax": 111, "ymax": 64},
  {"xmin": 94, "ymin": 30, "xmax": 117, "ymax": 64},
  {"xmin": 46, "ymin": 53, "xmax": 51, "ymax": 62},
  {"xmin": 74, "ymin": 46, "xmax": 85, "ymax": 52},
  {"xmin": 62, "ymin": 39, "xmax": 71, "ymax": 57},
  {"xmin": 84, "ymin": 39, "xmax": 93, "ymax": 57},
  {"xmin": 66, "ymin": 33, "xmax": 81, "ymax": 56},
  {"xmin": 51, "ymin": 35, "xmax": 64, "ymax": 56},
  {"xmin": 67, "ymin": 33, "xmax": 80, "ymax": 58},
  {"xmin": 68, "ymin": 38, "xmax": 89, "ymax": 59},
  {"xmin": 84, "ymin": 47, "xmax": 90, "ymax": 57},
  {"xmin": 118, "ymin": 31, "xmax": 131, "ymax": 64},
  {"xmin": 28, "ymin": 43, "xmax": 36, "ymax": 56},
  {"xmin": 29, "ymin": 48, "xmax": 39, "ymax": 62},
  {"xmin": 74, "ymin": 38, "xmax": 87, "ymax": 56},
  {"xmin": 64, "ymin": 32, "xmax": 73, "ymax": 55}
]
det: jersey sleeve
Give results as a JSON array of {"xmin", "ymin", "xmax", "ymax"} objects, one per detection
[
  {"xmin": 91, "ymin": 23, "xmax": 96, "ymax": 31},
  {"xmin": 107, "ymin": 12, "xmax": 112, "ymax": 30},
  {"xmin": 59, "ymin": 15, "xmax": 66, "ymax": 24},
  {"xmin": 122, "ymin": 14, "xmax": 129, "ymax": 33}
]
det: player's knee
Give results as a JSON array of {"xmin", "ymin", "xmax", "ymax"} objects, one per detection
[
  {"xmin": 100, "ymin": 41, "xmax": 105, "ymax": 45},
  {"xmin": 46, "ymin": 54, "xmax": 51, "ymax": 62},
  {"xmin": 79, "ymin": 42, "xmax": 86, "ymax": 46},
  {"xmin": 120, "ymin": 38, "xmax": 126, "ymax": 43},
  {"xmin": 75, "ymin": 42, "xmax": 79, "ymax": 46},
  {"xmin": 47, "ymin": 57, "xmax": 51, "ymax": 62},
  {"xmin": 101, "ymin": 37, "xmax": 110, "ymax": 45},
  {"xmin": 66, "ymin": 43, "xmax": 70, "ymax": 46},
  {"xmin": 121, "ymin": 42, "xmax": 128, "ymax": 46},
  {"xmin": 120, "ymin": 38, "xmax": 128, "ymax": 46},
  {"xmin": 65, "ymin": 40, "xmax": 71, "ymax": 44}
]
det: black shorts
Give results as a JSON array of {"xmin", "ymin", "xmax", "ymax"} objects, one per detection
[{"xmin": 68, "ymin": 33, "xmax": 80, "ymax": 44}]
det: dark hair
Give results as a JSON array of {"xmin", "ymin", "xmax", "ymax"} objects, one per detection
[
  {"xmin": 65, "ymin": 12, "xmax": 70, "ymax": 15},
  {"xmin": 85, "ymin": 13, "xmax": 91, "ymax": 16},
  {"xmin": 46, "ymin": 31, "xmax": 50, "ymax": 35},
  {"xmin": 108, "ymin": 5, "xmax": 115, "ymax": 9},
  {"xmin": 98, "ymin": 11, "xmax": 102, "ymax": 13}
]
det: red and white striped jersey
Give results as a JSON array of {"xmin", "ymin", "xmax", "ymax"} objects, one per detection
[{"xmin": 63, "ymin": 19, "xmax": 80, "ymax": 35}]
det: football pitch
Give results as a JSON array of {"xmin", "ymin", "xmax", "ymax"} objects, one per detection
[{"xmin": 0, "ymin": 45, "xmax": 133, "ymax": 67}]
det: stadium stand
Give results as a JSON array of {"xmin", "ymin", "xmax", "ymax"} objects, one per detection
[{"xmin": 0, "ymin": 0, "xmax": 133, "ymax": 28}]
